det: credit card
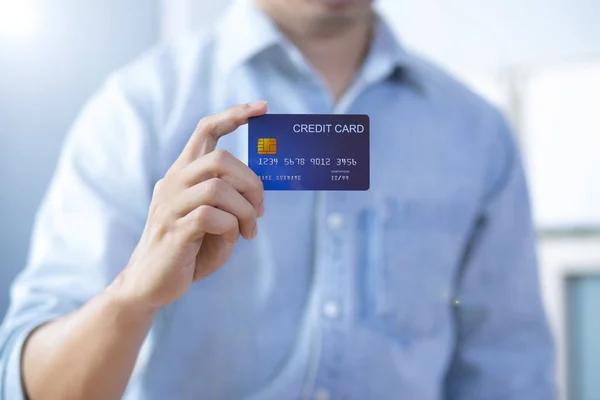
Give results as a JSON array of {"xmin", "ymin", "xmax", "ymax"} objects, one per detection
[{"xmin": 248, "ymin": 114, "xmax": 370, "ymax": 191}]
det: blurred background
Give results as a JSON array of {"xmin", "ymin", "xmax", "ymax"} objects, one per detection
[{"xmin": 1, "ymin": 0, "xmax": 599, "ymax": 398}]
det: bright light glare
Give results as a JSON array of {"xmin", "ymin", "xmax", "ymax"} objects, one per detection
[{"xmin": 0, "ymin": 0, "xmax": 39, "ymax": 40}]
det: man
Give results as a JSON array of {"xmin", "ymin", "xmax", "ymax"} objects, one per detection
[{"xmin": 0, "ymin": 0, "xmax": 555, "ymax": 399}]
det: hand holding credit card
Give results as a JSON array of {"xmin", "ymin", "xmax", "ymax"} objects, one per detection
[{"xmin": 248, "ymin": 114, "xmax": 370, "ymax": 190}]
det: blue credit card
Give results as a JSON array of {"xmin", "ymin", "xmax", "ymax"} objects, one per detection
[{"xmin": 248, "ymin": 114, "xmax": 370, "ymax": 191}]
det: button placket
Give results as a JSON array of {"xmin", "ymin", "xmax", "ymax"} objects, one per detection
[{"xmin": 313, "ymin": 193, "xmax": 351, "ymax": 397}]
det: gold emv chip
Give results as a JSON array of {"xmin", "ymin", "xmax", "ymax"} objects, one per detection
[{"xmin": 258, "ymin": 138, "xmax": 277, "ymax": 155}]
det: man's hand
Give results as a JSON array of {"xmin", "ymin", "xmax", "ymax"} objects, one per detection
[
  {"xmin": 118, "ymin": 101, "xmax": 268, "ymax": 310},
  {"xmin": 19, "ymin": 101, "xmax": 268, "ymax": 400}
]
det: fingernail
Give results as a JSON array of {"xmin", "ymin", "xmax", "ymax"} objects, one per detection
[
  {"xmin": 252, "ymin": 223, "xmax": 259, "ymax": 239},
  {"xmin": 258, "ymin": 201, "xmax": 265, "ymax": 218},
  {"xmin": 249, "ymin": 100, "xmax": 267, "ymax": 109}
]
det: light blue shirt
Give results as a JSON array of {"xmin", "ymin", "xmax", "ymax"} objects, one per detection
[{"xmin": 0, "ymin": 1, "xmax": 555, "ymax": 399}]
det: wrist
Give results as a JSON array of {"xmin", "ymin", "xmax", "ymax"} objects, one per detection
[{"xmin": 106, "ymin": 270, "xmax": 161, "ymax": 321}]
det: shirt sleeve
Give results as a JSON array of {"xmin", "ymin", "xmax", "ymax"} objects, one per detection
[
  {"xmin": 444, "ymin": 114, "xmax": 556, "ymax": 399},
  {"xmin": 0, "ymin": 75, "xmax": 155, "ymax": 399}
]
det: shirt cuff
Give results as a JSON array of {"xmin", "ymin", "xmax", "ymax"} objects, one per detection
[{"xmin": 2, "ymin": 318, "xmax": 56, "ymax": 400}]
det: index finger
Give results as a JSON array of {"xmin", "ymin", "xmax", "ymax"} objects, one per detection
[{"xmin": 179, "ymin": 101, "xmax": 268, "ymax": 164}]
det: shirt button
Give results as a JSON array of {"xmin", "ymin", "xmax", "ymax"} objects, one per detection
[
  {"xmin": 322, "ymin": 301, "xmax": 341, "ymax": 319},
  {"xmin": 327, "ymin": 213, "xmax": 344, "ymax": 230},
  {"xmin": 314, "ymin": 388, "xmax": 331, "ymax": 400}
]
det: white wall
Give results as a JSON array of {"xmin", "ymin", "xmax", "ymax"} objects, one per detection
[
  {"xmin": 521, "ymin": 61, "xmax": 600, "ymax": 228},
  {"xmin": 0, "ymin": 0, "xmax": 160, "ymax": 319},
  {"xmin": 381, "ymin": 0, "xmax": 600, "ymax": 74}
]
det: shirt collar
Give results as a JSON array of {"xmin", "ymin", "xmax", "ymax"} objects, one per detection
[
  {"xmin": 215, "ymin": 0, "xmax": 414, "ymax": 82},
  {"xmin": 362, "ymin": 14, "xmax": 413, "ymax": 84}
]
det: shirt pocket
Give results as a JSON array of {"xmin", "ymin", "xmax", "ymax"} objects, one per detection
[{"xmin": 357, "ymin": 197, "xmax": 472, "ymax": 343}]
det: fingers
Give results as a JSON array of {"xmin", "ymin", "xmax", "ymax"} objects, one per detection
[
  {"xmin": 156, "ymin": 103, "xmax": 267, "ymax": 248},
  {"xmin": 180, "ymin": 149, "xmax": 264, "ymax": 214},
  {"xmin": 174, "ymin": 178, "xmax": 258, "ymax": 240},
  {"xmin": 178, "ymin": 101, "xmax": 268, "ymax": 164},
  {"xmin": 177, "ymin": 205, "xmax": 240, "ymax": 244}
]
